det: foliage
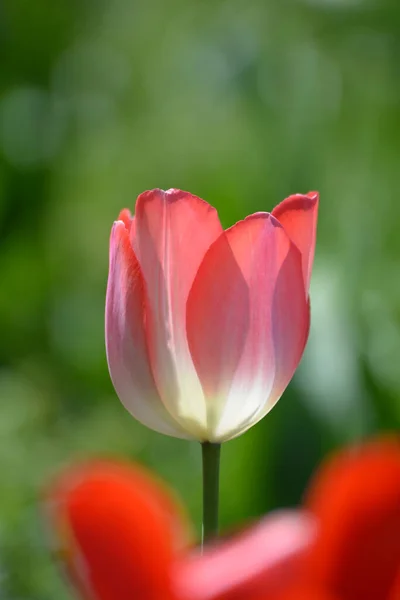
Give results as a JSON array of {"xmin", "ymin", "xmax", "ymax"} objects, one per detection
[{"xmin": 0, "ymin": 0, "xmax": 399, "ymax": 597}]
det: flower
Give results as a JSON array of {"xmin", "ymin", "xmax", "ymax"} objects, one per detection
[
  {"xmin": 106, "ymin": 189, "xmax": 318, "ymax": 442},
  {"xmin": 301, "ymin": 437, "xmax": 400, "ymax": 600},
  {"xmin": 46, "ymin": 461, "xmax": 188, "ymax": 600},
  {"xmin": 45, "ymin": 437, "xmax": 400, "ymax": 600},
  {"xmin": 46, "ymin": 460, "xmax": 314, "ymax": 600}
]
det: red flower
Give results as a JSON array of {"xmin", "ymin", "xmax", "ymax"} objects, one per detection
[
  {"xmin": 45, "ymin": 462, "xmax": 314, "ymax": 600},
  {"xmin": 106, "ymin": 189, "xmax": 318, "ymax": 442},
  {"xmin": 46, "ymin": 438, "xmax": 400, "ymax": 600},
  {"xmin": 46, "ymin": 461, "xmax": 188, "ymax": 600},
  {"xmin": 301, "ymin": 438, "xmax": 400, "ymax": 600}
]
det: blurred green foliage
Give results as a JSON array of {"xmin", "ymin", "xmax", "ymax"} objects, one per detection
[{"xmin": 0, "ymin": 0, "xmax": 399, "ymax": 597}]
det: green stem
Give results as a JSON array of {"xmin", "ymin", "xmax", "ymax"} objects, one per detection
[{"xmin": 201, "ymin": 442, "xmax": 221, "ymax": 547}]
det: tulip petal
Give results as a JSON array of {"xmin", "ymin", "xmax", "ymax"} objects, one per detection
[
  {"xmin": 272, "ymin": 192, "xmax": 319, "ymax": 293},
  {"xmin": 389, "ymin": 568, "xmax": 400, "ymax": 600},
  {"xmin": 46, "ymin": 461, "xmax": 189, "ymax": 600},
  {"xmin": 106, "ymin": 221, "xmax": 188, "ymax": 438},
  {"xmin": 133, "ymin": 189, "xmax": 223, "ymax": 438},
  {"xmin": 270, "ymin": 589, "xmax": 339, "ymax": 600},
  {"xmin": 303, "ymin": 438, "xmax": 400, "ymax": 600},
  {"xmin": 187, "ymin": 214, "xmax": 309, "ymax": 441},
  {"xmin": 118, "ymin": 208, "xmax": 133, "ymax": 229},
  {"xmin": 176, "ymin": 511, "xmax": 316, "ymax": 600}
]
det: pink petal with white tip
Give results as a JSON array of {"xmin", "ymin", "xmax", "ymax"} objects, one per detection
[
  {"xmin": 106, "ymin": 220, "xmax": 188, "ymax": 438},
  {"xmin": 272, "ymin": 192, "xmax": 319, "ymax": 293},
  {"xmin": 187, "ymin": 214, "xmax": 309, "ymax": 441},
  {"xmin": 133, "ymin": 189, "xmax": 223, "ymax": 439}
]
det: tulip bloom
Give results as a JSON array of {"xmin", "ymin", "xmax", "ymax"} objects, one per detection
[
  {"xmin": 106, "ymin": 189, "xmax": 318, "ymax": 442},
  {"xmin": 301, "ymin": 437, "xmax": 400, "ymax": 600},
  {"xmin": 46, "ymin": 460, "xmax": 315, "ymax": 600},
  {"xmin": 45, "ymin": 437, "xmax": 400, "ymax": 600}
]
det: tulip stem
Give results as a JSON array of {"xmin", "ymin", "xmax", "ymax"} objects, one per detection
[{"xmin": 201, "ymin": 442, "xmax": 221, "ymax": 548}]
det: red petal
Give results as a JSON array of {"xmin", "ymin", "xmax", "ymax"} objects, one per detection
[
  {"xmin": 267, "ymin": 589, "xmax": 339, "ymax": 600},
  {"xmin": 303, "ymin": 437, "xmax": 400, "ymax": 600},
  {"xmin": 272, "ymin": 192, "xmax": 319, "ymax": 293},
  {"xmin": 388, "ymin": 568, "xmax": 400, "ymax": 600},
  {"xmin": 133, "ymin": 189, "xmax": 223, "ymax": 437},
  {"xmin": 176, "ymin": 511, "xmax": 316, "ymax": 600},
  {"xmin": 46, "ymin": 461, "xmax": 189, "ymax": 600},
  {"xmin": 187, "ymin": 214, "xmax": 309, "ymax": 441},
  {"xmin": 117, "ymin": 208, "xmax": 133, "ymax": 230},
  {"xmin": 106, "ymin": 221, "xmax": 188, "ymax": 437}
]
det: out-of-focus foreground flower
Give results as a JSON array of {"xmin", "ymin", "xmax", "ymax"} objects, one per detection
[
  {"xmin": 106, "ymin": 189, "xmax": 318, "ymax": 442},
  {"xmin": 46, "ymin": 437, "xmax": 400, "ymax": 600}
]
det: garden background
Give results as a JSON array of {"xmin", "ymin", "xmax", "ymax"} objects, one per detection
[{"xmin": 0, "ymin": 0, "xmax": 399, "ymax": 597}]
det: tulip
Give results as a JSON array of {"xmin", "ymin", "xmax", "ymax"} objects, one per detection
[
  {"xmin": 45, "ymin": 437, "xmax": 400, "ymax": 600},
  {"xmin": 105, "ymin": 188, "xmax": 318, "ymax": 443},
  {"xmin": 301, "ymin": 437, "xmax": 400, "ymax": 600},
  {"xmin": 45, "ymin": 460, "xmax": 315, "ymax": 600},
  {"xmin": 46, "ymin": 461, "xmax": 188, "ymax": 600}
]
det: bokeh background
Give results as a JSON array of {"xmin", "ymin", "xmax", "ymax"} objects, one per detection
[{"xmin": 0, "ymin": 0, "xmax": 399, "ymax": 597}]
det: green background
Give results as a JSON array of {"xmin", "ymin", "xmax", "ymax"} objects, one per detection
[{"xmin": 0, "ymin": 0, "xmax": 399, "ymax": 597}]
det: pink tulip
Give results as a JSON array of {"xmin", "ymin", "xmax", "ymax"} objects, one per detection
[{"xmin": 106, "ymin": 189, "xmax": 318, "ymax": 441}]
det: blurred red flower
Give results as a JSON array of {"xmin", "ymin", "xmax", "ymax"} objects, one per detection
[{"xmin": 45, "ymin": 437, "xmax": 400, "ymax": 600}]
